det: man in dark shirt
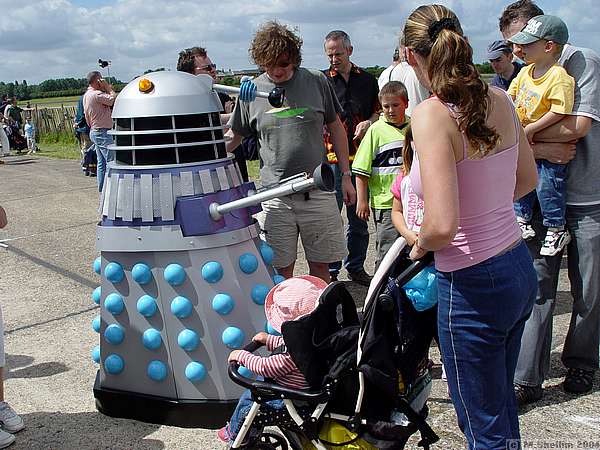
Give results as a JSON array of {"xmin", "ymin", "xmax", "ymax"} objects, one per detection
[
  {"xmin": 177, "ymin": 46, "xmax": 249, "ymax": 181},
  {"xmin": 488, "ymin": 40, "xmax": 524, "ymax": 90},
  {"xmin": 323, "ymin": 30, "xmax": 380, "ymax": 286}
]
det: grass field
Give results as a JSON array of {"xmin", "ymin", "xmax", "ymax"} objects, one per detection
[
  {"xmin": 35, "ymin": 142, "xmax": 81, "ymax": 159},
  {"xmin": 32, "ymin": 143, "xmax": 261, "ymax": 180},
  {"xmin": 20, "ymin": 96, "xmax": 80, "ymax": 107}
]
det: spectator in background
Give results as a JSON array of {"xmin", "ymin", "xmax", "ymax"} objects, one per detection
[
  {"xmin": 83, "ymin": 71, "xmax": 116, "ymax": 192},
  {"xmin": 487, "ymin": 39, "xmax": 524, "ymax": 90},
  {"xmin": 177, "ymin": 46, "xmax": 249, "ymax": 181},
  {"xmin": 499, "ymin": 0, "xmax": 600, "ymax": 405},
  {"xmin": 0, "ymin": 206, "xmax": 26, "ymax": 448},
  {"xmin": 378, "ymin": 34, "xmax": 429, "ymax": 117},
  {"xmin": 377, "ymin": 47, "xmax": 401, "ymax": 89},
  {"xmin": 24, "ymin": 119, "xmax": 36, "ymax": 154},
  {"xmin": 323, "ymin": 29, "xmax": 379, "ymax": 286},
  {"xmin": 74, "ymin": 95, "xmax": 95, "ymax": 176},
  {"xmin": 3, "ymin": 99, "xmax": 22, "ymax": 129}
]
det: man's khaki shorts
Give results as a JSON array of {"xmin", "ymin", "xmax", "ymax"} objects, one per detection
[{"xmin": 261, "ymin": 190, "xmax": 346, "ymax": 269}]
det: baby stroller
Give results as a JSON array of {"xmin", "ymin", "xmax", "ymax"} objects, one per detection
[
  {"xmin": 227, "ymin": 238, "xmax": 439, "ymax": 449},
  {"xmin": 3, "ymin": 124, "xmax": 27, "ymax": 153}
]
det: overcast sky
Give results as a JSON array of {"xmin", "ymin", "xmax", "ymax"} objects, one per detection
[{"xmin": 1, "ymin": 0, "xmax": 599, "ymax": 85}]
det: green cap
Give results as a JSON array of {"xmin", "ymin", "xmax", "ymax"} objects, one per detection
[{"xmin": 509, "ymin": 15, "xmax": 569, "ymax": 45}]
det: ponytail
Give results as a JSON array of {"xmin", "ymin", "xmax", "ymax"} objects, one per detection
[{"xmin": 404, "ymin": 5, "xmax": 499, "ymax": 155}]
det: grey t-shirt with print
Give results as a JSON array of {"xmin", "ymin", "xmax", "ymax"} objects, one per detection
[
  {"xmin": 559, "ymin": 44, "xmax": 600, "ymax": 205},
  {"xmin": 230, "ymin": 68, "xmax": 342, "ymax": 187}
]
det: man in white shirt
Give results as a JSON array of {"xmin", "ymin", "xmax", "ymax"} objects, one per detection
[{"xmin": 377, "ymin": 39, "xmax": 429, "ymax": 117}]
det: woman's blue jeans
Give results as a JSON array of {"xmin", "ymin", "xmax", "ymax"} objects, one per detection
[{"xmin": 437, "ymin": 241, "xmax": 536, "ymax": 450}]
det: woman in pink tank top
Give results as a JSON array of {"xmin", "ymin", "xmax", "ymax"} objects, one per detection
[{"xmin": 402, "ymin": 5, "xmax": 538, "ymax": 449}]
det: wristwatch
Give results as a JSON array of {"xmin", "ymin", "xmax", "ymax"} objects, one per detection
[{"xmin": 342, "ymin": 171, "xmax": 352, "ymax": 177}]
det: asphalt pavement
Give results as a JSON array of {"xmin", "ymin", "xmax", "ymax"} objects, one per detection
[{"xmin": 0, "ymin": 154, "xmax": 598, "ymax": 449}]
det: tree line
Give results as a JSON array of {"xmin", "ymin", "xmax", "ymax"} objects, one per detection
[
  {"xmin": 0, "ymin": 63, "xmax": 494, "ymax": 101},
  {"xmin": 0, "ymin": 77, "xmax": 124, "ymax": 100}
]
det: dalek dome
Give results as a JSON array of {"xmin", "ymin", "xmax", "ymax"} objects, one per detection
[
  {"xmin": 112, "ymin": 71, "xmax": 222, "ymax": 119},
  {"xmin": 109, "ymin": 72, "xmax": 227, "ymax": 166}
]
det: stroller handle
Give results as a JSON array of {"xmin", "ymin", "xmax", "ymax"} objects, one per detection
[
  {"xmin": 394, "ymin": 251, "xmax": 434, "ymax": 286},
  {"xmin": 227, "ymin": 341, "xmax": 331, "ymax": 402},
  {"xmin": 378, "ymin": 252, "xmax": 434, "ymax": 312}
]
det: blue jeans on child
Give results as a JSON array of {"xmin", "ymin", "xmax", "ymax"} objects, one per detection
[
  {"xmin": 90, "ymin": 128, "xmax": 114, "ymax": 192},
  {"xmin": 437, "ymin": 241, "xmax": 536, "ymax": 450},
  {"xmin": 228, "ymin": 387, "xmax": 285, "ymax": 439},
  {"xmin": 514, "ymin": 160, "xmax": 567, "ymax": 227}
]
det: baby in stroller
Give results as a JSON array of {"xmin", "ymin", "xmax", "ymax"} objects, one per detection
[
  {"xmin": 222, "ymin": 241, "xmax": 439, "ymax": 450},
  {"xmin": 218, "ymin": 275, "xmax": 326, "ymax": 445}
]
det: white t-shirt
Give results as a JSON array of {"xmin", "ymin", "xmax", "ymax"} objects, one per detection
[
  {"xmin": 391, "ymin": 172, "xmax": 424, "ymax": 232},
  {"xmin": 379, "ymin": 62, "xmax": 429, "ymax": 117}
]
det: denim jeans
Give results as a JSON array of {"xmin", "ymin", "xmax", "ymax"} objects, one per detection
[
  {"xmin": 329, "ymin": 163, "xmax": 369, "ymax": 275},
  {"xmin": 514, "ymin": 160, "xmax": 567, "ymax": 227},
  {"xmin": 515, "ymin": 202, "xmax": 600, "ymax": 387},
  {"xmin": 90, "ymin": 128, "xmax": 114, "ymax": 192},
  {"xmin": 228, "ymin": 388, "xmax": 284, "ymax": 439},
  {"xmin": 437, "ymin": 241, "xmax": 536, "ymax": 450}
]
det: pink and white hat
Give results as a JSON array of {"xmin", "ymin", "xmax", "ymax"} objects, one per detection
[{"xmin": 265, "ymin": 275, "xmax": 328, "ymax": 333}]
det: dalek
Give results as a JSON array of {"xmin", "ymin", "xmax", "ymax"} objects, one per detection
[{"xmin": 90, "ymin": 71, "xmax": 332, "ymax": 428}]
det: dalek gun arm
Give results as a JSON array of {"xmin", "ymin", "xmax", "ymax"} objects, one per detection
[
  {"xmin": 213, "ymin": 83, "xmax": 286, "ymax": 108},
  {"xmin": 209, "ymin": 163, "xmax": 334, "ymax": 221}
]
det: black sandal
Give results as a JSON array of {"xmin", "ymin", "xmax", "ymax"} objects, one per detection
[{"xmin": 564, "ymin": 368, "xmax": 595, "ymax": 394}]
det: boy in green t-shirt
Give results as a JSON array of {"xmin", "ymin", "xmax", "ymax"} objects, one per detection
[{"xmin": 352, "ymin": 81, "xmax": 410, "ymax": 269}]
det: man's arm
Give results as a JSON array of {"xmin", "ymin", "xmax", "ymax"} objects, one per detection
[
  {"xmin": 353, "ymin": 112, "xmax": 379, "ymax": 141},
  {"xmin": 533, "ymin": 115, "xmax": 592, "ymax": 142},
  {"xmin": 531, "ymin": 115, "xmax": 591, "ymax": 163},
  {"xmin": 224, "ymin": 129, "xmax": 243, "ymax": 153},
  {"xmin": 328, "ymin": 116, "xmax": 356, "ymax": 206}
]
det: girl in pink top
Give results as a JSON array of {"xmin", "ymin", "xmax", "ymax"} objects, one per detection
[
  {"xmin": 390, "ymin": 127, "xmax": 425, "ymax": 246},
  {"xmin": 402, "ymin": 5, "xmax": 538, "ymax": 449}
]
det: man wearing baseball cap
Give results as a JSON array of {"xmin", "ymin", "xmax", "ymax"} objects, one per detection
[
  {"xmin": 500, "ymin": 1, "xmax": 600, "ymax": 407},
  {"xmin": 487, "ymin": 40, "xmax": 524, "ymax": 90}
]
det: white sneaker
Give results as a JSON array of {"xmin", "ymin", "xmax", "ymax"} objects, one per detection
[
  {"xmin": 540, "ymin": 227, "xmax": 571, "ymax": 257},
  {"xmin": 517, "ymin": 219, "xmax": 535, "ymax": 240},
  {"xmin": 0, "ymin": 402, "xmax": 24, "ymax": 434},
  {"xmin": 0, "ymin": 429, "xmax": 14, "ymax": 448}
]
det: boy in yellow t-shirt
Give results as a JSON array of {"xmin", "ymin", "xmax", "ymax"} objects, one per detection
[{"xmin": 508, "ymin": 15, "xmax": 575, "ymax": 257}]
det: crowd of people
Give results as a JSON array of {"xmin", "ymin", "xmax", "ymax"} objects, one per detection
[
  {"xmin": 1, "ymin": 0, "xmax": 598, "ymax": 448},
  {"xmin": 214, "ymin": 1, "xmax": 599, "ymax": 449}
]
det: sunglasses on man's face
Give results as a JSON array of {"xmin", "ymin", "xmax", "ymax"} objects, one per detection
[{"xmin": 195, "ymin": 63, "xmax": 217, "ymax": 72}]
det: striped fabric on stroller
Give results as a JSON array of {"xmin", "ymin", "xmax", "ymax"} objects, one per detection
[{"xmin": 227, "ymin": 238, "xmax": 439, "ymax": 450}]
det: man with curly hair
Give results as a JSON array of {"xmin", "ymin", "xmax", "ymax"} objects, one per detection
[{"xmin": 227, "ymin": 21, "xmax": 355, "ymax": 282}]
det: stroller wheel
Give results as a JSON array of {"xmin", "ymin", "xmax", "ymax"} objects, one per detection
[{"xmin": 249, "ymin": 431, "xmax": 289, "ymax": 450}]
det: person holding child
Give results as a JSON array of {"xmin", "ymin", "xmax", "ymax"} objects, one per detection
[
  {"xmin": 352, "ymin": 81, "xmax": 409, "ymax": 270},
  {"xmin": 500, "ymin": 0, "xmax": 600, "ymax": 406},
  {"xmin": 217, "ymin": 275, "xmax": 327, "ymax": 445},
  {"xmin": 402, "ymin": 4, "xmax": 538, "ymax": 448},
  {"xmin": 508, "ymin": 15, "xmax": 574, "ymax": 256}
]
